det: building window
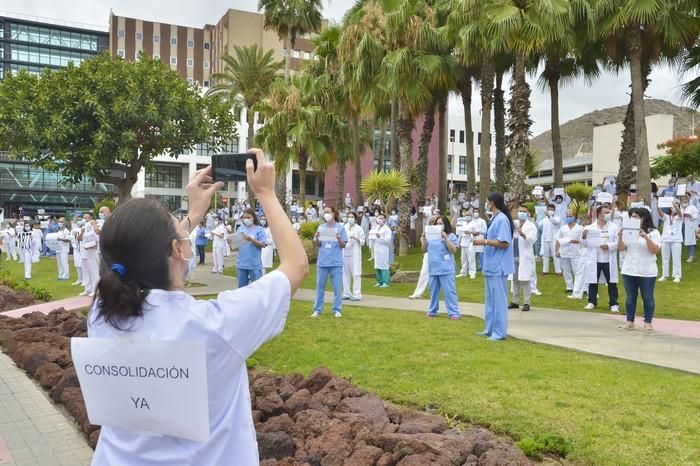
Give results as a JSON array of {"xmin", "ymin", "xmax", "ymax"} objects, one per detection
[
  {"xmin": 187, "ymin": 77, "xmax": 194, "ymax": 84},
  {"xmin": 187, "ymin": 58, "xmax": 193, "ymax": 67},
  {"xmin": 153, "ymin": 53, "xmax": 160, "ymax": 60},
  {"xmin": 153, "ymin": 34, "xmax": 160, "ymax": 43},
  {"xmin": 459, "ymin": 156, "xmax": 467, "ymax": 175},
  {"xmin": 292, "ymin": 49, "xmax": 300, "ymax": 58},
  {"xmin": 195, "ymin": 138, "xmax": 239, "ymax": 156},
  {"xmin": 459, "ymin": 130, "xmax": 465, "ymax": 144},
  {"xmin": 448, "ymin": 155, "xmax": 453, "ymax": 174},
  {"xmin": 146, "ymin": 194, "xmax": 182, "ymax": 212},
  {"xmin": 187, "ymin": 39, "xmax": 194, "ymax": 48},
  {"xmin": 117, "ymin": 49, "xmax": 125, "ymax": 58},
  {"xmin": 118, "ymin": 29, "xmax": 124, "ymax": 38},
  {"xmin": 171, "ymin": 37, "xmax": 177, "ymax": 46},
  {"xmin": 170, "ymin": 56, "xmax": 177, "ymax": 65},
  {"xmin": 136, "ymin": 32, "xmax": 143, "ymax": 40},
  {"xmin": 204, "ymin": 60, "xmax": 210, "ymax": 69},
  {"xmin": 145, "ymin": 164, "xmax": 182, "ymax": 189},
  {"xmin": 449, "ymin": 129, "xmax": 455, "ymax": 142},
  {"xmin": 203, "ymin": 80, "xmax": 210, "ymax": 87},
  {"xmin": 204, "ymin": 42, "xmax": 210, "ymax": 49},
  {"xmin": 304, "ymin": 51, "xmax": 310, "ymax": 60}
]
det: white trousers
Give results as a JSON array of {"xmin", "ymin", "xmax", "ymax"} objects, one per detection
[
  {"xmin": 213, "ymin": 245, "xmax": 225, "ymax": 273},
  {"xmin": 568, "ymin": 255, "xmax": 587, "ymax": 298},
  {"xmin": 560, "ymin": 256, "xmax": 576, "ymax": 291},
  {"xmin": 82, "ymin": 254, "xmax": 99, "ymax": 293},
  {"xmin": 5, "ymin": 241, "xmax": 17, "ymax": 261},
  {"xmin": 412, "ymin": 253, "xmax": 429, "ymax": 297},
  {"xmin": 512, "ymin": 263, "xmax": 531, "ymax": 304},
  {"xmin": 661, "ymin": 242, "xmax": 682, "ymax": 279},
  {"xmin": 20, "ymin": 249, "xmax": 32, "ymax": 279},
  {"xmin": 57, "ymin": 251, "xmax": 69, "ymax": 279},
  {"xmin": 541, "ymin": 241, "xmax": 561, "ymax": 273},
  {"xmin": 342, "ymin": 256, "xmax": 362, "ymax": 298},
  {"xmin": 530, "ymin": 267, "xmax": 539, "ymax": 292},
  {"xmin": 459, "ymin": 246, "xmax": 476, "ymax": 277}
]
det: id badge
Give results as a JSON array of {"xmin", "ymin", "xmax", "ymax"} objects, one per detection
[
  {"xmin": 325, "ymin": 243, "xmax": 332, "ymax": 249},
  {"xmin": 443, "ymin": 254, "xmax": 450, "ymax": 261}
]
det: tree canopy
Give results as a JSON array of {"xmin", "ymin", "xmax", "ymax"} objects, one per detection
[
  {"xmin": 0, "ymin": 53, "xmax": 237, "ymax": 201},
  {"xmin": 651, "ymin": 130, "xmax": 700, "ymax": 178}
]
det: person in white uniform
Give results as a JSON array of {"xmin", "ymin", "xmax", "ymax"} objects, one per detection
[
  {"xmin": 468, "ymin": 208, "xmax": 488, "ymax": 272},
  {"xmin": 371, "ymin": 213, "xmax": 393, "ymax": 287},
  {"xmin": 2, "ymin": 223, "xmax": 18, "ymax": 261},
  {"xmin": 70, "ymin": 218, "xmax": 84, "ymax": 286},
  {"xmin": 556, "ymin": 210, "xmax": 584, "ymax": 295},
  {"xmin": 210, "ymin": 218, "xmax": 226, "ymax": 274},
  {"xmin": 343, "ymin": 212, "xmax": 365, "ymax": 301},
  {"xmin": 78, "ymin": 213, "xmax": 100, "ymax": 297},
  {"xmin": 680, "ymin": 195, "xmax": 698, "ymax": 263},
  {"xmin": 509, "ymin": 206, "xmax": 537, "ymax": 312},
  {"xmin": 31, "ymin": 223, "xmax": 43, "ymax": 264},
  {"xmin": 657, "ymin": 202, "xmax": 683, "ymax": 282},
  {"xmin": 55, "ymin": 220, "xmax": 71, "ymax": 280},
  {"xmin": 87, "ymin": 150, "xmax": 308, "ymax": 466},
  {"xmin": 455, "ymin": 208, "xmax": 476, "ymax": 279},
  {"xmin": 18, "ymin": 223, "xmax": 34, "ymax": 279},
  {"xmin": 581, "ymin": 205, "xmax": 620, "ymax": 311},
  {"xmin": 260, "ymin": 215, "xmax": 275, "ymax": 273},
  {"xmin": 538, "ymin": 205, "xmax": 562, "ymax": 274}
]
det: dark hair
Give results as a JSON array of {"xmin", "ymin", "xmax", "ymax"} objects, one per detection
[
  {"xmin": 242, "ymin": 208, "xmax": 259, "ymax": 225},
  {"xmin": 347, "ymin": 211, "xmax": 358, "ymax": 221},
  {"xmin": 651, "ymin": 182, "xmax": 658, "ymax": 194},
  {"xmin": 630, "ymin": 207, "xmax": 655, "ymax": 233},
  {"xmin": 595, "ymin": 205, "xmax": 609, "ymax": 218},
  {"xmin": 84, "ymin": 212, "xmax": 94, "ymax": 220},
  {"xmin": 96, "ymin": 198, "xmax": 178, "ymax": 330},
  {"xmin": 487, "ymin": 192, "xmax": 514, "ymax": 235},
  {"xmin": 547, "ymin": 204, "xmax": 556, "ymax": 210}
]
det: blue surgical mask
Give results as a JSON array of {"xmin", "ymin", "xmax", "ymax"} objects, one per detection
[
  {"xmin": 566, "ymin": 216, "xmax": 575, "ymax": 224},
  {"xmin": 465, "ymin": 216, "xmax": 472, "ymax": 222},
  {"xmin": 518, "ymin": 212, "xmax": 527, "ymax": 221},
  {"xmin": 243, "ymin": 218, "xmax": 253, "ymax": 227}
]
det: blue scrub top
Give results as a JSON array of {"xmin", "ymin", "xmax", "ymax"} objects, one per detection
[
  {"xmin": 483, "ymin": 212, "xmax": 514, "ymax": 276},
  {"xmin": 236, "ymin": 224, "xmax": 266, "ymax": 270},
  {"xmin": 195, "ymin": 226, "xmax": 209, "ymax": 246},
  {"xmin": 427, "ymin": 232, "xmax": 458, "ymax": 276},
  {"xmin": 316, "ymin": 223, "xmax": 348, "ymax": 268}
]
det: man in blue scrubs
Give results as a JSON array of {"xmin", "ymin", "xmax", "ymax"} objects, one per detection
[{"xmin": 473, "ymin": 192, "xmax": 514, "ymax": 340}]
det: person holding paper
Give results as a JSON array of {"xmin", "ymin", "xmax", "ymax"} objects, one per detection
[
  {"xmin": 343, "ymin": 212, "xmax": 365, "ymax": 301},
  {"xmin": 88, "ymin": 150, "xmax": 308, "ymax": 465},
  {"xmin": 556, "ymin": 210, "xmax": 584, "ymax": 296},
  {"xmin": 618, "ymin": 207, "xmax": 661, "ymax": 331},
  {"xmin": 657, "ymin": 202, "xmax": 683, "ymax": 282},
  {"xmin": 472, "ymin": 192, "xmax": 514, "ymax": 340},
  {"xmin": 312, "ymin": 206, "xmax": 348, "ymax": 317},
  {"xmin": 455, "ymin": 208, "xmax": 476, "ymax": 279},
  {"xmin": 235, "ymin": 209, "xmax": 267, "ymax": 287},
  {"xmin": 469, "ymin": 208, "xmax": 488, "ymax": 272},
  {"xmin": 210, "ymin": 217, "xmax": 227, "ymax": 274},
  {"xmin": 509, "ymin": 206, "xmax": 537, "ymax": 312},
  {"xmin": 55, "ymin": 220, "xmax": 71, "ymax": 281},
  {"xmin": 70, "ymin": 217, "xmax": 83, "ymax": 286},
  {"xmin": 371, "ymin": 213, "xmax": 393, "ymax": 288},
  {"xmin": 680, "ymin": 196, "xmax": 698, "ymax": 263},
  {"xmin": 78, "ymin": 213, "xmax": 100, "ymax": 297},
  {"xmin": 538, "ymin": 205, "xmax": 562, "ymax": 275},
  {"xmin": 421, "ymin": 215, "xmax": 460, "ymax": 319},
  {"xmin": 581, "ymin": 206, "xmax": 620, "ymax": 312}
]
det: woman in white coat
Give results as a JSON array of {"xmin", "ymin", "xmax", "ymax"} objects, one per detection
[
  {"xmin": 343, "ymin": 212, "xmax": 365, "ymax": 300},
  {"xmin": 260, "ymin": 215, "xmax": 275, "ymax": 274},
  {"xmin": 509, "ymin": 206, "xmax": 537, "ymax": 312},
  {"xmin": 657, "ymin": 202, "xmax": 683, "ymax": 282},
  {"xmin": 581, "ymin": 205, "xmax": 620, "ymax": 312},
  {"xmin": 371, "ymin": 213, "xmax": 393, "ymax": 287},
  {"xmin": 680, "ymin": 195, "xmax": 698, "ymax": 263}
]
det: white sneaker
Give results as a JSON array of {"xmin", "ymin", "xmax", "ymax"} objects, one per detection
[
  {"xmin": 687, "ymin": 257, "xmax": 694, "ymax": 263},
  {"xmin": 334, "ymin": 312, "xmax": 342, "ymax": 318},
  {"xmin": 567, "ymin": 295, "xmax": 582, "ymax": 300},
  {"xmin": 456, "ymin": 274, "xmax": 466, "ymax": 278},
  {"xmin": 71, "ymin": 281, "xmax": 81, "ymax": 286},
  {"xmin": 79, "ymin": 291, "xmax": 89, "ymax": 296},
  {"xmin": 532, "ymin": 291, "xmax": 542, "ymax": 296},
  {"xmin": 469, "ymin": 275, "xmax": 476, "ymax": 279},
  {"xmin": 673, "ymin": 277, "xmax": 681, "ymax": 283},
  {"xmin": 310, "ymin": 312, "xmax": 320, "ymax": 318},
  {"xmin": 584, "ymin": 303, "xmax": 595, "ymax": 310},
  {"xmin": 658, "ymin": 277, "xmax": 667, "ymax": 282},
  {"xmin": 88, "ymin": 292, "xmax": 95, "ymax": 298},
  {"xmin": 408, "ymin": 295, "xmax": 418, "ymax": 299},
  {"xmin": 610, "ymin": 305, "xmax": 620, "ymax": 313}
]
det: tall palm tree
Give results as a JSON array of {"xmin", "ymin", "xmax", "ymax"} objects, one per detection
[
  {"xmin": 680, "ymin": 40, "xmax": 700, "ymax": 109},
  {"xmin": 595, "ymin": 0, "xmax": 699, "ymax": 203},
  {"xmin": 455, "ymin": 61, "xmax": 478, "ymax": 193},
  {"xmin": 206, "ymin": 45, "xmax": 282, "ymax": 205},
  {"xmin": 493, "ymin": 53, "xmax": 513, "ymax": 192}
]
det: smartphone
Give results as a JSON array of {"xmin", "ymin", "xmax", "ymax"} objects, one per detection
[{"xmin": 211, "ymin": 152, "xmax": 258, "ymax": 182}]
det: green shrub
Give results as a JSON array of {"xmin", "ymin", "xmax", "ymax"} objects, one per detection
[
  {"xmin": 517, "ymin": 433, "xmax": 573, "ymax": 460},
  {"xmin": 299, "ymin": 220, "xmax": 323, "ymax": 240},
  {"xmin": 0, "ymin": 271, "xmax": 54, "ymax": 301},
  {"xmin": 93, "ymin": 198, "xmax": 117, "ymax": 217}
]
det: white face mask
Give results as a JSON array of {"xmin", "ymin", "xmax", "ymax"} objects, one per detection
[
  {"xmin": 473, "ymin": 212, "xmax": 480, "ymax": 219},
  {"xmin": 348, "ymin": 218, "xmax": 355, "ymax": 225},
  {"xmin": 377, "ymin": 218, "xmax": 385, "ymax": 226},
  {"xmin": 243, "ymin": 218, "xmax": 253, "ymax": 227},
  {"xmin": 323, "ymin": 213, "xmax": 333, "ymax": 223}
]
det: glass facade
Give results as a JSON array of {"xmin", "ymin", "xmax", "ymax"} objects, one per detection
[
  {"xmin": 195, "ymin": 138, "xmax": 239, "ymax": 157},
  {"xmin": 146, "ymin": 194, "xmax": 182, "ymax": 212},
  {"xmin": 11, "ymin": 43, "xmax": 94, "ymax": 67},
  {"xmin": 291, "ymin": 173, "xmax": 324, "ymax": 198},
  {"xmin": 373, "ymin": 128, "xmax": 392, "ymax": 171},
  {"xmin": 145, "ymin": 164, "xmax": 183, "ymax": 189},
  {"xmin": 9, "ymin": 23, "xmax": 101, "ymax": 51}
]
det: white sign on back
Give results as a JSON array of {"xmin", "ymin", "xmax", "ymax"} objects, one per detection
[
  {"xmin": 676, "ymin": 184, "xmax": 687, "ymax": 196},
  {"xmin": 71, "ymin": 337, "xmax": 210, "ymax": 442},
  {"xmin": 658, "ymin": 197, "xmax": 675, "ymax": 208},
  {"xmin": 553, "ymin": 188, "xmax": 565, "ymax": 197},
  {"xmin": 596, "ymin": 192, "xmax": 613, "ymax": 204}
]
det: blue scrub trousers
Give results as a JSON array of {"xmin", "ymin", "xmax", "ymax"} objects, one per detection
[
  {"xmin": 237, "ymin": 267, "xmax": 262, "ymax": 288},
  {"xmin": 427, "ymin": 274, "xmax": 460, "ymax": 317},
  {"xmin": 483, "ymin": 274, "xmax": 508, "ymax": 339},
  {"xmin": 314, "ymin": 266, "xmax": 343, "ymax": 314},
  {"xmin": 476, "ymin": 252, "xmax": 484, "ymax": 272}
]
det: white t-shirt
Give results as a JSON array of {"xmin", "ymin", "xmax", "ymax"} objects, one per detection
[
  {"xmin": 621, "ymin": 230, "xmax": 661, "ymax": 278},
  {"xmin": 88, "ymin": 271, "xmax": 291, "ymax": 466},
  {"xmin": 56, "ymin": 228, "xmax": 71, "ymax": 253},
  {"xmin": 212, "ymin": 223, "xmax": 226, "ymax": 247},
  {"xmin": 556, "ymin": 223, "xmax": 583, "ymax": 259}
]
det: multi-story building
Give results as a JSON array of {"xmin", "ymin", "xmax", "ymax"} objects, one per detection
[{"xmin": 0, "ymin": 13, "xmax": 111, "ymax": 217}]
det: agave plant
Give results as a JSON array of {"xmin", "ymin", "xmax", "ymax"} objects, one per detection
[
  {"xmin": 565, "ymin": 183, "xmax": 594, "ymax": 218},
  {"xmin": 360, "ymin": 170, "xmax": 409, "ymax": 212}
]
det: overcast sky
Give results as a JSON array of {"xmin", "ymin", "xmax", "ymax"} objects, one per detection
[{"xmin": 4, "ymin": 0, "xmax": 691, "ymax": 136}]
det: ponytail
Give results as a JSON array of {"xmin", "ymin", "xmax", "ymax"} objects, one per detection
[
  {"xmin": 95, "ymin": 268, "xmax": 149, "ymax": 330},
  {"xmin": 487, "ymin": 192, "xmax": 514, "ymax": 235}
]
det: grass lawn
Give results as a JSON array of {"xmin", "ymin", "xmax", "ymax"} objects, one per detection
[
  {"xmin": 225, "ymin": 246, "xmax": 700, "ymax": 321},
  {"xmin": 253, "ymin": 300, "xmax": 700, "ymax": 466},
  {"xmin": 0, "ymin": 255, "xmax": 84, "ymax": 300}
]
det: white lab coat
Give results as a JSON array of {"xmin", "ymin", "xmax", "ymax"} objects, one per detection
[
  {"xmin": 467, "ymin": 218, "xmax": 487, "ymax": 253},
  {"xmin": 343, "ymin": 224, "xmax": 365, "ymax": 273},
  {"xmin": 682, "ymin": 205, "xmax": 698, "ymax": 246},
  {"xmin": 513, "ymin": 220, "xmax": 537, "ymax": 280},
  {"xmin": 371, "ymin": 225, "xmax": 392, "ymax": 270},
  {"xmin": 581, "ymin": 221, "xmax": 619, "ymax": 284},
  {"xmin": 56, "ymin": 228, "xmax": 71, "ymax": 280},
  {"xmin": 31, "ymin": 228, "xmax": 42, "ymax": 263},
  {"xmin": 261, "ymin": 227, "xmax": 275, "ymax": 269}
]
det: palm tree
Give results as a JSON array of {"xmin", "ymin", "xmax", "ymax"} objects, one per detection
[
  {"xmin": 493, "ymin": 53, "xmax": 513, "ymax": 192},
  {"xmin": 595, "ymin": 0, "xmax": 699, "ymax": 204},
  {"xmin": 680, "ymin": 40, "xmax": 700, "ymax": 109},
  {"xmin": 455, "ymin": 61, "xmax": 478, "ymax": 193}
]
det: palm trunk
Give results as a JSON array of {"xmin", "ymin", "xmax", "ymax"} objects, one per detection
[
  {"xmin": 397, "ymin": 108, "xmax": 414, "ymax": 257},
  {"xmin": 494, "ymin": 71, "xmax": 507, "ymax": 192},
  {"xmin": 416, "ymin": 104, "xmax": 436, "ymax": 206},
  {"xmin": 246, "ymin": 108, "xmax": 256, "ymax": 207},
  {"xmin": 298, "ymin": 151, "xmax": 308, "ymax": 209},
  {"xmin": 460, "ymin": 78, "xmax": 476, "ymax": 193},
  {"xmin": 353, "ymin": 117, "xmax": 363, "ymax": 206},
  {"xmin": 617, "ymin": 98, "xmax": 636, "ymax": 206},
  {"xmin": 284, "ymin": 30, "xmax": 291, "ymax": 82},
  {"xmin": 547, "ymin": 56, "xmax": 564, "ymax": 188},
  {"xmin": 378, "ymin": 118, "xmax": 387, "ymax": 172},
  {"xmin": 390, "ymin": 98, "xmax": 400, "ymax": 170},
  {"xmin": 507, "ymin": 53, "xmax": 532, "ymax": 206},
  {"xmin": 628, "ymin": 28, "xmax": 651, "ymax": 204},
  {"xmin": 336, "ymin": 158, "xmax": 346, "ymax": 211},
  {"xmin": 479, "ymin": 61, "xmax": 494, "ymax": 205},
  {"xmin": 438, "ymin": 99, "xmax": 448, "ymax": 212}
]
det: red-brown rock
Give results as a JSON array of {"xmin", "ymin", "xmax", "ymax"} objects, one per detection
[{"xmin": 35, "ymin": 362, "xmax": 65, "ymax": 388}]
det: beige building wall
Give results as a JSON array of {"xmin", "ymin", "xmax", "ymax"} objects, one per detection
[{"xmin": 592, "ymin": 114, "xmax": 675, "ymax": 186}]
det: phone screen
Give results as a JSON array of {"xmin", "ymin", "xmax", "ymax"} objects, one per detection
[{"xmin": 211, "ymin": 153, "xmax": 258, "ymax": 182}]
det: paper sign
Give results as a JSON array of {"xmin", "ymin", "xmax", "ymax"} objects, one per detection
[
  {"xmin": 658, "ymin": 197, "xmax": 674, "ymax": 208},
  {"xmin": 228, "ymin": 231, "xmax": 247, "ymax": 249},
  {"xmin": 553, "ymin": 188, "xmax": 565, "ymax": 197},
  {"xmin": 597, "ymin": 192, "xmax": 613, "ymax": 204},
  {"xmin": 318, "ymin": 226, "xmax": 339, "ymax": 243},
  {"xmin": 422, "ymin": 206, "xmax": 433, "ymax": 217},
  {"xmin": 630, "ymin": 202, "xmax": 644, "ymax": 209},
  {"xmin": 425, "ymin": 225, "xmax": 444, "ymax": 241},
  {"xmin": 532, "ymin": 186, "xmax": 544, "ymax": 196},
  {"xmin": 37, "ymin": 208, "xmax": 45, "ymax": 215},
  {"xmin": 71, "ymin": 337, "xmax": 209, "ymax": 442},
  {"xmin": 676, "ymin": 184, "xmax": 687, "ymax": 197},
  {"xmin": 622, "ymin": 217, "xmax": 641, "ymax": 244}
]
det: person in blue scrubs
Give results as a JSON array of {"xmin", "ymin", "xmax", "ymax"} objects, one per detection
[
  {"xmin": 195, "ymin": 221, "xmax": 208, "ymax": 265},
  {"xmin": 236, "ymin": 208, "xmax": 267, "ymax": 288},
  {"xmin": 312, "ymin": 206, "xmax": 348, "ymax": 318},
  {"xmin": 473, "ymin": 192, "xmax": 514, "ymax": 340},
  {"xmin": 422, "ymin": 215, "xmax": 461, "ymax": 319}
]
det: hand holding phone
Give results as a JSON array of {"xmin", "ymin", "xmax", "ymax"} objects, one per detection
[{"xmin": 212, "ymin": 152, "xmax": 258, "ymax": 182}]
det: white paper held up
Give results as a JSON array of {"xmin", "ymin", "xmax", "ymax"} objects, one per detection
[
  {"xmin": 318, "ymin": 226, "xmax": 339, "ymax": 243},
  {"xmin": 622, "ymin": 217, "xmax": 641, "ymax": 244},
  {"xmin": 228, "ymin": 231, "xmax": 247, "ymax": 250},
  {"xmin": 658, "ymin": 197, "xmax": 675, "ymax": 208},
  {"xmin": 425, "ymin": 225, "xmax": 444, "ymax": 241}
]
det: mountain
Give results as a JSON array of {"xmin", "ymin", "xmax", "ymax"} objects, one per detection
[{"xmin": 530, "ymin": 99, "xmax": 699, "ymax": 162}]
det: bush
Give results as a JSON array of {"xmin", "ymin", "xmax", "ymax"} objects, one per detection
[
  {"xmin": 299, "ymin": 220, "xmax": 323, "ymax": 240},
  {"xmin": 93, "ymin": 198, "xmax": 117, "ymax": 217},
  {"xmin": 0, "ymin": 271, "xmax": 53, "ymax": 301},
  {"xmin": 517, "ymin": 433, "xmax": 573, "ymax": 460},
  {"xmin": 565, "ymin": 183, "xmax": 593, "ymax": 217}
]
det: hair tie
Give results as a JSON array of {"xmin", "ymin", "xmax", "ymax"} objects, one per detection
[{"xmin": 111, "ymin": 263, "xmax": 127, "ymax": 279}]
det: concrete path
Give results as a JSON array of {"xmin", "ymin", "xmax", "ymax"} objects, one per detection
[
  {"xmin": 0, "ymin": 297, "xmax": 92, "ymax": 319},
  {"xmin": 187, "ymin": 261, "xmax": 700, "ymax": 375}
]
